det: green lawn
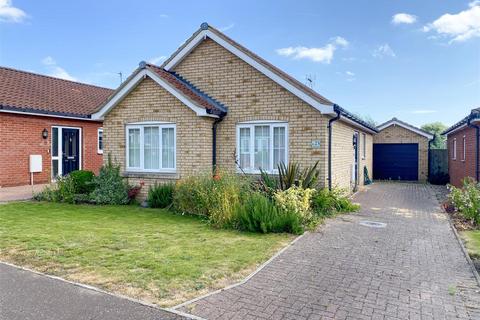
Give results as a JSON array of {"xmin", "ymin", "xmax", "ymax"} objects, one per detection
[
  {"xmin": 461, "ymin": 230, "xmax": 480, "ymax": 259},
  {"xmin": 0, "ymin": 202, "xmax": 292, "ymax": 306}
]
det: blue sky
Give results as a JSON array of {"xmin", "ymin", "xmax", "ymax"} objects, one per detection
[{"xmin": 0, "ymin": 0, "xmax": 479, "ymax": 127}]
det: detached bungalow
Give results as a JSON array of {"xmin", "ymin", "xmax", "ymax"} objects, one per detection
[
  {"xmin": 442, "ymin": 108, "xmax": 480, "ymax": 187},
  {"xmin": 92, "ymin": 23, "xmax": 378, "ymax": 199},
  {"xmin": 0, "ymin": 67, "xmax": 112, "ymax": 187}
]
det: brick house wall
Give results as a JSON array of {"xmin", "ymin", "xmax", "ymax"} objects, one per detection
[
  {"xmin": 373, "ymin": 124, "xmax": 429, "ymax": 182},
  {"xmin": 0, "ymin": 112, "xmax": 103, "ymax": 187},
  {"xmin": 103, "ymin": 77, "xmax": 214, "ymax": 199},
  {"xmin": 331, "ymin": 120, "xmax": 373, "ymax": 190},
  {"xmin": 447, "ymin": 126, "xmax": 476, "ymax": 187},
  {"xmin": 173, "ymin": 38, "xmax": 374, "ymax": 191}
]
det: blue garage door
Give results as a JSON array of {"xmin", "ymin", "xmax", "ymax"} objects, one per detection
[{"xmin": 373, "ymin": 143, "xmax": 418, "ymax": 181}]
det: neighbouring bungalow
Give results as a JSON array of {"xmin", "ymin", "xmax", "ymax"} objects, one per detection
[
  {"xmin": 0, "ymin": 67, "xmax": 113, "ymax": 187},
  {"xmin": 92, "ymin": 23, "xmax": 378, "ymax": 200},
  {"xmin": 442, "ymin": 108, "xmax": 480, "ymax": 187}
]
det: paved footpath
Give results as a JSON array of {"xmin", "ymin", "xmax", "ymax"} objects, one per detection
[
  {"xmin": 0, "ymin": 263, "xmax": 184, "ymax": 320},
  {"xmin": 179, "ymin": 183, "xmax": 480, "ymax": 319}
]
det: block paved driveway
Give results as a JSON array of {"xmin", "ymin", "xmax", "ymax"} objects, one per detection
[{"xmin": 179, "ymin": 183, "xmax": 480, "ymax": 320}]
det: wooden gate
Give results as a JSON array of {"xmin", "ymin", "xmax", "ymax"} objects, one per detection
[{"xmin": 428, "ymin": 149, "xmax": 449, "ymax": 184}]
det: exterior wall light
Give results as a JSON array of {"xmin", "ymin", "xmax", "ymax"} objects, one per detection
[{"xmin": 42, "ymin": 128, "xmax": 48, "ymax": 139}]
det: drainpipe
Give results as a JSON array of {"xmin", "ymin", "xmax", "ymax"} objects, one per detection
[
  {"xmin": 212, "ymin": 115, "xmax": 225, "ymax": 174},
  {"xmin": 328, "ymin": 105, "xmax": 341, "ymax": 190},
  {"xmin": 467, "ymin": 117, "xmax": 480, "ymax": 181}
]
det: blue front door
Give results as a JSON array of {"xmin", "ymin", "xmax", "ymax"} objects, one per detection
[{"xmin": 62, "ymin": 128, "xmax": 80, "ymax": 175}]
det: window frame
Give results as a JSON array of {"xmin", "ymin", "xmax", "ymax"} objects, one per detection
[
  {"xmin": 362, "ymin": 133, "xmax": 366, "ymax": 160},
  {"xmin": 97, "ymin": 128, "xmax": 104, "ymax": 154},
  {"xmin": 462, "ymin": 135, "xmax": 466, "ymax": 161},
  {"xmin": 452, "ymin": 138, "xmax": 457, "ymax": 160},
  {"xmin": 125, "ymin": 123, "xmax": 176, "ymax": 173},
  {"xmin": 236, "ymin": 121, "xmax": 289, "ymax": 174}
]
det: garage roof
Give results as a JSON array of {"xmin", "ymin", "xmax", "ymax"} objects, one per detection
[{"xmin": 377, "ymin": 118, "xmax": 434, "ymax": 139}]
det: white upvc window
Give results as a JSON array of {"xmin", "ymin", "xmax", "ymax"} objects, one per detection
[
  {"xmin": 462, "ymin": 135, "xmax": 466, "ymax": 161},
  {"xmin": 362, "ymin": 133, "xmax": 366, "ymax": 159},
  {"xmin": 97, "ymin": 128, "xmax": 103, "ymax": 154},
  {"xmin": 453, "ymin": 138, "xmax": 457, "ymax": 160},
  {"xmin": 236, "ymin": 121, "xmax": 288, "ymax": 173},
  {"xmin": 126, "ymin": 123, "xmax": 176, "ymax": 172}
]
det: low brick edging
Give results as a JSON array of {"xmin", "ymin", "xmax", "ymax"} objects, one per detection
[{"xmin": 171, "ymin": 231, "xmax": 307, "ymax": 311}]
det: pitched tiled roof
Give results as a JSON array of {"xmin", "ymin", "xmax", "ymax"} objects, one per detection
[
  {"xmin": 146, "ymin": 64, "xmax": 227, "ymax": 115},
  {"xmin": 0, "ymin": 66, "xmax": 114, "ymax": 118},
  {"xmin": 442, "ymin": 108, "xmax": 480, "ymax": 135},
  {"xmin": 335, "ymin": 105, "xmax": 379, "ymax": 133},
  {"xmin": 377, "ymin": 117, "xmax": 433, "ymax": 138},
  {"xmin": 161, "ymin": 24, "xmax": 334, "ymax": 107}
]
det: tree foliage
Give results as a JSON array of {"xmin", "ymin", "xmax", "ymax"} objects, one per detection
[{"xmin": 421, "ymin": 122, "xmax": 447, "ymax": 149}]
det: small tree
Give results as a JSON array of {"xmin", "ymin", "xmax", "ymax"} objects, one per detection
[{"xmin": 421, "ymin": 122, "xmax": 447, "ymax": 149}]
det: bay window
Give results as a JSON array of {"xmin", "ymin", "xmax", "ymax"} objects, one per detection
[
  {"xmin": 126, "ymin": 123, "xmax": 176, "ymax": 172},
  {"xmin": 237, "ymin": 122, "xmax": 288, "ymax": 173}
]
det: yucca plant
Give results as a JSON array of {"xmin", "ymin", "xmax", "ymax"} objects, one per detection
[
  {"xmin": 278, "ymin": 162, "xmax": 299, "ymax": 190},
  {"xmin": 261, "ymin": 161, "xmax": 320, "ymax": 191}
]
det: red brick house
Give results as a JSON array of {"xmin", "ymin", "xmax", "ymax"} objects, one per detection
[
  {"xmin": 0, "ymin": 67, "xmax": 113, "ymax": 187},
  {"xmin": 442, "ymin": 108, "xmax": 480, "ymax": 187}
]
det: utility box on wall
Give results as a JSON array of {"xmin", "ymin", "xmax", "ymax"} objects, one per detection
[{"xmin": 29, "ymin": 155, "xmax": 42, "ymax": 173}]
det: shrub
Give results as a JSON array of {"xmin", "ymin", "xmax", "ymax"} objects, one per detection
[
  {"xmin": 259, "ymin": 161, "xmax": 320, "ymax": 193},
  {"xmin": 273, "ymin": 186, "xmax": 315, "ymax": 224},
  {"xmin": 148, "ymin": 183, "xmax": 175, "ymax": 208},
  {"xmin": 312, "ymin": 188, "xmax": 360, "ymax": 217},
  {"xmin": 90, "ymin": 158, "xmax": 129, "ymax": 205},
  {"xmin": 235, "ymin": 192, "xmax": 303, "ymax": 234},
  {"xmin": 69, "ymin": 170, "xmax": 95, "ymax": 194},
  {"xmin": 34, "ymin": 175, "xmax": 76, "ymax": 203},
  {"xmin": 448, "ymin": 178, "xmax": 480, "ymax": 225},
  {"xmin": 173, "ymin": 171, "xmax": 250, "ymax": 227},
  {"xmin": 127, "ymin": 185, "xmax": 142, "ymax": 203}
]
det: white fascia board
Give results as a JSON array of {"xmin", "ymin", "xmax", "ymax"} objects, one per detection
[
  {"xmin": 339, "ymin": 117, "xmax": 377, "ymax": 134},
  {"xmin": 164, "ymin": 30, "xmax": 334, "ymax": 115},
  {"xmin": 377, "ymin": 120, "xmax": 433, "ymax": 139},
  {"xmin": 443, "ymin": 123, "xmax": 467, "ymax": 137},
  {"xmin": 92, "ymin": 69, "xmax": 218, "ymax": 120},
  {"xmin": 0, "ymin": 109, "xmax": 100, "ymax": 121}
]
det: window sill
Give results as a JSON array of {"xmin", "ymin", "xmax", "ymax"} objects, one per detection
[
  {"xmin": 122, "ymin": 171, "xmax": 180, "ymax": 179},
  {"xmin": 97, "ymin": 151, "xmax": 103, "ymax": 155}
]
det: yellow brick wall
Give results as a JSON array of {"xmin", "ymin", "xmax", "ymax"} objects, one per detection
[
  {"xmin": 173, "ymin": 38, "xmax": 329, "ymax": 186},
  {"xmin": 373, "ymin": 124, "xmax": 429, "ymax": 182},
  {"xmin": 331, "ymin": 120, "xmax": 374, "ymax": 191},
  {"xmin": 103, "ymin": 77, "xmax": 214, "ymax": 199}
]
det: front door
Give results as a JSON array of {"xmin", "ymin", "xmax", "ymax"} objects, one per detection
[
  {"xmin": 352, "ymin": 132, "xmax": 359, "ymax": 187},
  {"xmin": 62, "ymin": 128, "xmax": 80, "ymax": 175}
]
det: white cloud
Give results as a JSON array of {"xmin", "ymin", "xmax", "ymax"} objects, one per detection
[
  {"xmin": 372, "ymin": 43, "xmax": 396, "ymax": 58},
  {"xmin": 346, "ymin": 71, "xmax": 355, "ymax": 76},
  {"xmin": 0, "ymin": 0, "xmax": 27, "ymax": 23},
  {"xmin": 159, "ymin": 14, "xmax": 168, "ymax": 18},
  {"xmin": 219, "ymin": 23, "xmax": 235, "ymax": 32},
  {"xmin": 276, "ymin": 36, "xmax": 348, "ymax": 64},
  {"xmin": 333, "ymin": 36, "xmax": 349, "ymax": 47},
  {"xmin": 411, "ymin": 109, "xmax": 437, "ymax": 114},
  {"xmin": 423, "ymin": 2, "xmax": 480, "ymax": 42},
  {"xmin": 392, "ymin": 13, "xmax": 417, "ymax": 25},
  {"xmin": 345, "ymin": 71, "xmax": 355, "ymax": 82},
  {"xmin": 42, "ymin": 56, "xmax": 77, "ymax": 81},
  {"xmin": 148, "ymin": 55, "xmax": 167, "ymax": 65}
]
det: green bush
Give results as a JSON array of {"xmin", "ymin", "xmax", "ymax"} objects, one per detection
[
  {"xmin": 259, "ymin": 161, "xmax": 320, "ymax": 193},
  {"xmin": 90, "ymin": 158, "xmax": 129, "ymax": 205},
  {"xmin": 274, "ymin": 186, "xmax": 315, "ymax": 224},
  {"xmin": 148, "ymin": 183, "xmax": 175, "ymax": 208},
  {"xmin": 173, "ymin": 172, "xmax": 250, "ymax": 227},
  {"xmin": 69, "ymin": 170, "xmax": 95, "ymax": 194},
  {"xmin": 235, "ymin": 192, "xmax": 303, "ymax": 234},
  {"xmin": 312, "ymin": 188, "xmax": 360, "ymax": 217},
  {"xmin": 448, "ymin": 178, "xmax": 480, "ymax": 225},
  {"xmin": 34, "ymin": 175, "xmax": 76, "ymax": 203}
]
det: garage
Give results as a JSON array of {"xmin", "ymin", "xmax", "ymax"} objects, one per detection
[
  {"xmin": 373, "ymin": 143, "xmax": 418, "ymax": 180},
  {"xmin": 373, "ymin": 118, "xmax": 433, "ymax": 182}
]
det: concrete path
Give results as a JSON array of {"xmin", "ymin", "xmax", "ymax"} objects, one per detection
[
  {"xmin": 178, "ymin": 183, "xmax": 480, "ymax": 319},
  {"xmin": 0, "ymin": 263, "xmax": 185, "ymax": 320},
  {"xmin": 0, "ymin": 184, "xmax": 48, "ymax": 203}
]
